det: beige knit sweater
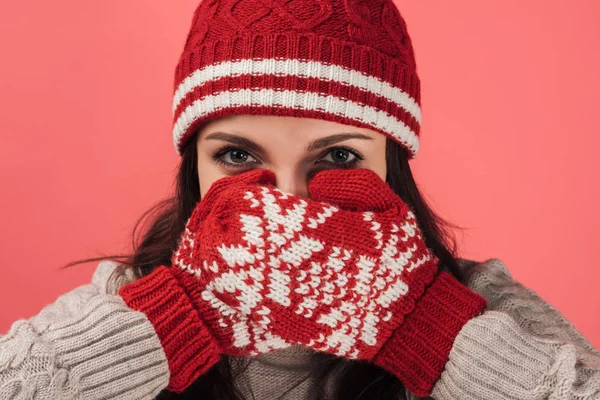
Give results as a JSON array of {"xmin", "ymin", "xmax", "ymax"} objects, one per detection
[{"xmin": 1, "ymin": 258, "xmax": 599, "ymax": 399}]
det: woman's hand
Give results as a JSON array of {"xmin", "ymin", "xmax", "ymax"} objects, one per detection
[
  {"xmin": 173, "ymin": 168, "xmax": 436, "ymax": 356},
  {"xmin": 119, "ymin": 170, "xmax": 297, "ymax": 393},
  {"xmin": 172, "ymin": 168, "xmax": 487, "ymax": 396}
]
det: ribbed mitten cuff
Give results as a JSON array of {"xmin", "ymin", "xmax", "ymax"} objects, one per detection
[
  {"xmin": 118, "ymin": 266, "xmax": 220, "ymax": 393},
  {"xmin": 373, "ymin": 272, "xmax": 487, "ymax": 397}
]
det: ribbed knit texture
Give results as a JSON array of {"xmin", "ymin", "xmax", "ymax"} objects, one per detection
[
  {"xmin": 0, "ymin": 261, "xmax": 169, "ymax": 399},
  {"xmin": 2, "ymin": 258, "xmax": 599, "ymax": 399},
  {"xmin": 118, "ymin": 265, "xmax": 220, "ymax": 393},
  {"xmin": 170, "ymin": 168, "xmax": 481, "ymax": 383},
  {"xmin": 239, "ymin": 345, "xmax": 319, "ymax": 399},
  {"xmin": 172, "ymin": 0, "xmax": 422, "ymax": 158},
  {"xmin": 428, "ymin": 258, "xmax": 600, "ymax": 400},
  {"xmin": 432, "ymin": 311, "xmax": 600, "ymax": 400},
  {"xmin": 373, "ymin": 272, "xmax": 487, "ymax": 397}
]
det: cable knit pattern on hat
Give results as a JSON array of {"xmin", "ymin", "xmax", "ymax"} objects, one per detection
[{"xmin": 172, "ymin": 0, "xmax": 422, "ymax": 158}]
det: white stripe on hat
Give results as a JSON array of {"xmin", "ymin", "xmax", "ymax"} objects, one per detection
[
  {"xmin": 172, "ymin": 59, "xmax": 422, "ymax": 124},
  {"xmin": 172, "ymin": 88, "xmax": 420, "ymax": 156}
]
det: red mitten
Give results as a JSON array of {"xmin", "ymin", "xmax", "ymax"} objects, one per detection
[
  {"xmin": 117, "ymin": 169, "xmax": 282, "ymax": 393},
  {"xmin": 179, "ymin": 168, "xmax": 487, "ymax": 397}
]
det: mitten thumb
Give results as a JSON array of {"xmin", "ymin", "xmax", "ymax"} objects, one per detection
[
  {"xmin": 192, "ymin": 169, "xmax": 276, "ymax": 226},
  {"xmin": 205, "ymin": 168, "xmax": 276, "ymax": 203},
  {"xmin": 309, "ymin": 168, "xmax": 400, "ymax": 212}
]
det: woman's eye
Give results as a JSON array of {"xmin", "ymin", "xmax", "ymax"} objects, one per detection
[
  {"xmin": 320, "ymin": 148, "xmax": 360, "ymax": 164},
  {"xmin": 217, "ymin": 149, "xmax": 257, "ymax": 166}
]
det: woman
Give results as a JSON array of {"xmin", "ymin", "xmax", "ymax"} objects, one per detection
[{"xmin": 1, "ymin": 0, "xmax": 599, "ymax": 399}]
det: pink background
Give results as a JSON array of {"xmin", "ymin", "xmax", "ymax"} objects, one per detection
[{"xmin": 1, "ymin": 1, "xmax": 599, "ymax": 347}]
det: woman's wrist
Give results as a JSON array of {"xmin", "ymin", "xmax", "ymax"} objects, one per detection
[
  {"xmin": 372, "ymin": 272, "xmax": 487, "ymax": 397},
  {"xmin": 118, "ymin": 265, "xmax": 221, "ymax": 393}
]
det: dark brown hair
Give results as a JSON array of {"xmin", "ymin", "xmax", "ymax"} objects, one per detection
[{"xmin": 63, "ymin": 135, "xmax": 463, "ymax": 400}]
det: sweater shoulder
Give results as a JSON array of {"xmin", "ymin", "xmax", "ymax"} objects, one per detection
[
  {"xmin": 1, "ymin": 260, "xmax": 170, "ymax": 398},
  {"xmin": 455, "ymin": 256, "xmax": 512, "ymax": 282},
  {"xmin": 455, "ymin": 256, "xmax": 599, "ymax": 358},
  {"xmin": 91, "ymin": 260, "xmax": 138, "ymax": 295}
]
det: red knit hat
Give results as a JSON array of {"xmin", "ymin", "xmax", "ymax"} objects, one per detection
[{"xmin": 172, "ymin": 0, "xmax": 422, "ymax": 158}]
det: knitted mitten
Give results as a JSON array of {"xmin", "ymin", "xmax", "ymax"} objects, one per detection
[
  {"xmin": 117, "ymin": 266, "xmax": 222, "ymax": 393},
  {"xmin": 177, "ymin": 168, "xmax": 487, "ymax": 397},
  {"xmin": 117, "ymin": 170, "xmax": 292, "ymax": 393}
]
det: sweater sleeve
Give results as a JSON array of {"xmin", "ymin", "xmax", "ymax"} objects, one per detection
[
  {"xmin": 430, "ymin": 258, "xmax": 600, "ymax": 400},
  {"xmin": 0, "ymin": 261, "xmax": 170, "ymax": 400}
]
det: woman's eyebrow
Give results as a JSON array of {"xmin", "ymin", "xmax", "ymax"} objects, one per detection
[
  {"xmin": 306, "ymin": 133, "xmax": 373, "ymax": 151},
  {"xmin": 203, "ymin": 132, "xmax": 265, "ymax": 154},
  {"xmin": 204, "ymin": 131, "xmax": 372, "ymax": 153}
]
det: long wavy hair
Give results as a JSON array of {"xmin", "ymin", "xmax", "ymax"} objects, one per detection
[{"xmin": 63, "ymin": 134, "xmax": 463, "ymax": 400}]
